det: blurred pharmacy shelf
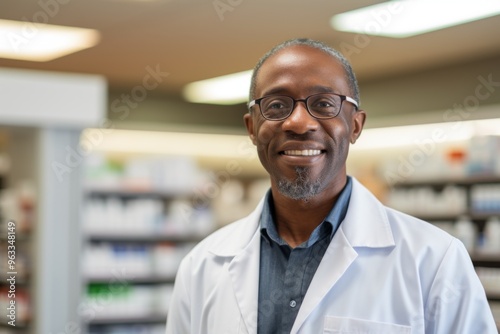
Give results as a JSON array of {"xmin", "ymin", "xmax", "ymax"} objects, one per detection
[
  {"xmin": 83, "ymin": 282, "xmax": 172, "ymax": 331},
  {"xmin": 80, "ymin": 153, "xmax": 212, "ymax": 333},
  {"xmin": 386, "ymin": 179, "xmax": 500, "ymax": 221}
]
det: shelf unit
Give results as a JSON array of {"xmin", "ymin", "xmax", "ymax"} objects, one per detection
[
  {"xmin": 390, "ymin": 175, "xmax": 500, "ymax": 232},
  {"xmin": 81, "ymin": 181, "xmax": 214, "ymax": 334},
  {"xmin": 471, "ymin": 253, "xmax": 500, "ymax": 267},
  {"xmin": 88, "ymin": 314, "xmax": 168, "ymax": 326}
]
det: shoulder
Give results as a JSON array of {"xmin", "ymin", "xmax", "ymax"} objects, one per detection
[
  {"xmin": 382, "ymin": 205, "xmax": 476, "ymax": 287},
  {"xmin": 352, "ymin": 176, "xmax": 455, "ymax": 247},
  {"xmin": 385, "ymin": 206, "xmax": 455, "ymax": 246}
]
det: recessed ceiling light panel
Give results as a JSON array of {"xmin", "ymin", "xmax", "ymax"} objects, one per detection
[
  {"xmin": 331, "ymin": 0, "xmax": 500, "ymax": 38},
  {"xmin": 0, "ymin": 19, "xmax": 100, "ymax": 61},
  {"xmin": 183, "ymin": 70, "xmax": 252, "ymax": 105}
]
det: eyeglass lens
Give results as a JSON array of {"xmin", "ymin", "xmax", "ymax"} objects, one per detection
[{"xmin": 260, "ymin": 94, "xmax": 342, "ymax": 120}]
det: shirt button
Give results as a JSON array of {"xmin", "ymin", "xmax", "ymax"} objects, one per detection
[{"xmin": 289, "ymin": 300, "xmax": 297, "ymax": 308}]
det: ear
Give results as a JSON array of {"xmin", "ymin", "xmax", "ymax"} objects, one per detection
[
  {"xmin": 244, "ymin": 112, "xmax": 257, "ymax": 145},
  {"xmin": 350, "ymin": 110, "xmax": 366, "ymax": 144}
]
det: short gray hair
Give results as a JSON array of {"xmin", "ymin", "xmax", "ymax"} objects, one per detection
[{"xmin": 248, "ymin": 38, "xmax": 360, "ymax": 107}]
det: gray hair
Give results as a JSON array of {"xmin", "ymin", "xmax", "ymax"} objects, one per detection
[{"xmin": 248, "ymin": 38, "xmax": 360, "ymax": 107}]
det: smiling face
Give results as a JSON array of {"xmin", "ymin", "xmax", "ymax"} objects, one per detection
[{"xmin": 244, "ymin": 45, "xmax": 366, "ymax": 201}]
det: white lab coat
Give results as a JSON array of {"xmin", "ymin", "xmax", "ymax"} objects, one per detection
[{"xmin": 166, "ymin": 178, "xmax": 497, "ymax": 334}]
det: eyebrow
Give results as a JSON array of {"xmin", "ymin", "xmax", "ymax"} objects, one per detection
[{"xmin": 260, "ymin": 85, "xmax": 338, "ymax": 97}]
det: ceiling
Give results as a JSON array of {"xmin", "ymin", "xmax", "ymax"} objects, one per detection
[{"xmin": 1, "ymin": 0, "xmax": 500, "ymax": 100}]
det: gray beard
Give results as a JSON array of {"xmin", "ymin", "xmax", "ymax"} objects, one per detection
[{"xmin": 277, "ymin": 167, "xmax": 322, "ymax": 201}]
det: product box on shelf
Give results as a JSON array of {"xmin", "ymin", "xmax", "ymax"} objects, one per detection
[{"xmin": 467, "ymin": 135, "xmax": 500, "ymax": 177}]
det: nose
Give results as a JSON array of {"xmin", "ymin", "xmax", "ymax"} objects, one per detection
[{"xmin": 281, "ymin": 101, "xmax": 319, "ymax": 134}]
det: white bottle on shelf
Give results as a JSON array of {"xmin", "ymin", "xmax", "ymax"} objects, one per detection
[
  {"xmin": 483, "ymin": 216, "xmax": 500, "ymax": 254},
  {"xmin": 454, "ymin": 215, "xmax": 476, "ymax": 253}
]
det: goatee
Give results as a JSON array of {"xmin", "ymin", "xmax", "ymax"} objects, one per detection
[{"xmin": 277, "ymin": 166, "xmax": 322, "ymax": 201}]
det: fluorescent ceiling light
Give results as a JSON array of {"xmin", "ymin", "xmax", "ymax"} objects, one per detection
[
  {"xmin": 183, "ymin": 70, "xmax": 252, "ymax": 105},
  {"xmin": 331, "ymin": 0, "xmax": 500, "ymax": 38},
  {"xmin": 0, "ymin": 19, "xmax": 100, "ymax": 61},
  {"xmin": 353, "ymin": 118, "xmax": 500, "ymax": 150}
]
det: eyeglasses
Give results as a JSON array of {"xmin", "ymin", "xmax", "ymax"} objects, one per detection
[{"xmin": 248, "ymin": 93, "xmax": 359, "ymax": 121}]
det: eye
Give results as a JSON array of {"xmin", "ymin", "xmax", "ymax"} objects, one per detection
[
  {"xmin": 311, "ymin": 98, "xmax": 337, "ymax": 109},
  {"xmin": 309, "ymin": 95, "xmax": 339, "ymax": 110},
  {"xmin": 262, "ymin": 97, "xmax": 291, "ymax": 110},
  {"xmin": 316, "ymin": 100, "xmax": 334, "ymax": 108},
  {"xmin": 268, "ymin": 102, "xmax": 286, "ymax": 109}
]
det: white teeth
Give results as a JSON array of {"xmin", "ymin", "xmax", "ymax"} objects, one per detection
[{"xmin": 283, "ymin": 150, "xmax": 322, "ymax": 156}]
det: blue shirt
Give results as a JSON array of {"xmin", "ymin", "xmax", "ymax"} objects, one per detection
[{"xmin": 257, "ymin": 177, "xmax": 352, "ymax": 334}]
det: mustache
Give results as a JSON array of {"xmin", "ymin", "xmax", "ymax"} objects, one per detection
[{"xmin": 282, "ymin": 132, "xmax": 318, "ymax": 141}]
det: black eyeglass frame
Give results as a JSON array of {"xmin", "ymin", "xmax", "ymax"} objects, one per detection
[{"xmin": 248, "ymin": 92, "xmax": 359, "ymax": 121}]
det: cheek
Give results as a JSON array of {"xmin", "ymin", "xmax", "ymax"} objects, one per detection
[
  {"xmin": 255, "ymin": 121, "xmax": 276, "ymax": 147},
  {"xmin": 254, "ymin": 122, "xmax": 279, "ymax": 170},
  {"xmin": 326, "ymin": 118, "xmax": 352, "ymax": 151}
]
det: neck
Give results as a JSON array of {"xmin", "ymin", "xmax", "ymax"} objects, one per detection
[{"xmin": 271, "ymin": 176, "xmax": 347, "ymax": 248}]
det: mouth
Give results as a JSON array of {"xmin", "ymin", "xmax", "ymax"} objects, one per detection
[{"xmin": 281, "ymin": 149, "xmax": 324, "ymax": 156}]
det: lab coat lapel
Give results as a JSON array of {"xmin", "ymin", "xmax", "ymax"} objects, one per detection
[
  {"xmin": 290, "ymin": 227, "xmax": 357, "ymax": 334},
  {"xmin": 290, "ymin": 178, "xmax": 395, "ymax": 334},
  {"xmin": 209, "ymin": 198, "xmax": 264, "ymax": 334},
  {"xmin": 227, "ymin": 227, "xmax": 260, "ymax": 334},
  {"xmin": 226, "ymin": 203, "xmax": 263, "ymax": 334}
]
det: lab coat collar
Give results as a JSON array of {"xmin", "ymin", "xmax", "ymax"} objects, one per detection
[
  {"xmin": 342, "ymin": 177, "xmax": 395, "ymax": 248},
  {"xmin": 207, "ymin": 195, "xmax": 264, "ymax": 257}
]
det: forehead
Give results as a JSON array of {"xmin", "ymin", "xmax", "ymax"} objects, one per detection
[{"xmin": 255, "ymin": 45, "xmax": 349, "ymax": 97}]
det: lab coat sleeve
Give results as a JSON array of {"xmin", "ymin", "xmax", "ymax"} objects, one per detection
[
  {"xmin": 424, "ymin": 238, "xmax": 497, "ymax": 333},
  {"xmin": 166, "ymin": 255, "xmax": 192, "ymax": 334}
]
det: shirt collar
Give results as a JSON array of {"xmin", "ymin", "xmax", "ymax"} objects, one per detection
[{"xmin": 260, "ymin": 176, "xmax": 353, "ymax": 248}]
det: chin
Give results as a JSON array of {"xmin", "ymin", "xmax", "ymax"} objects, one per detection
[{"xmin": 276, "ymin": 166, "xmax": 322, "ymax": 200}]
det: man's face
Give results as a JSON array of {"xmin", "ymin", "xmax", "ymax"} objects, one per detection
[{"xmin": 244, "ymin": 45, "xmax": 365, "ymax": 201}]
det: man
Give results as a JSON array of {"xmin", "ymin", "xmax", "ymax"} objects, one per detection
[{"xmin": 166, "ymin": 38, "xmax": 497, "ymax": 333}]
